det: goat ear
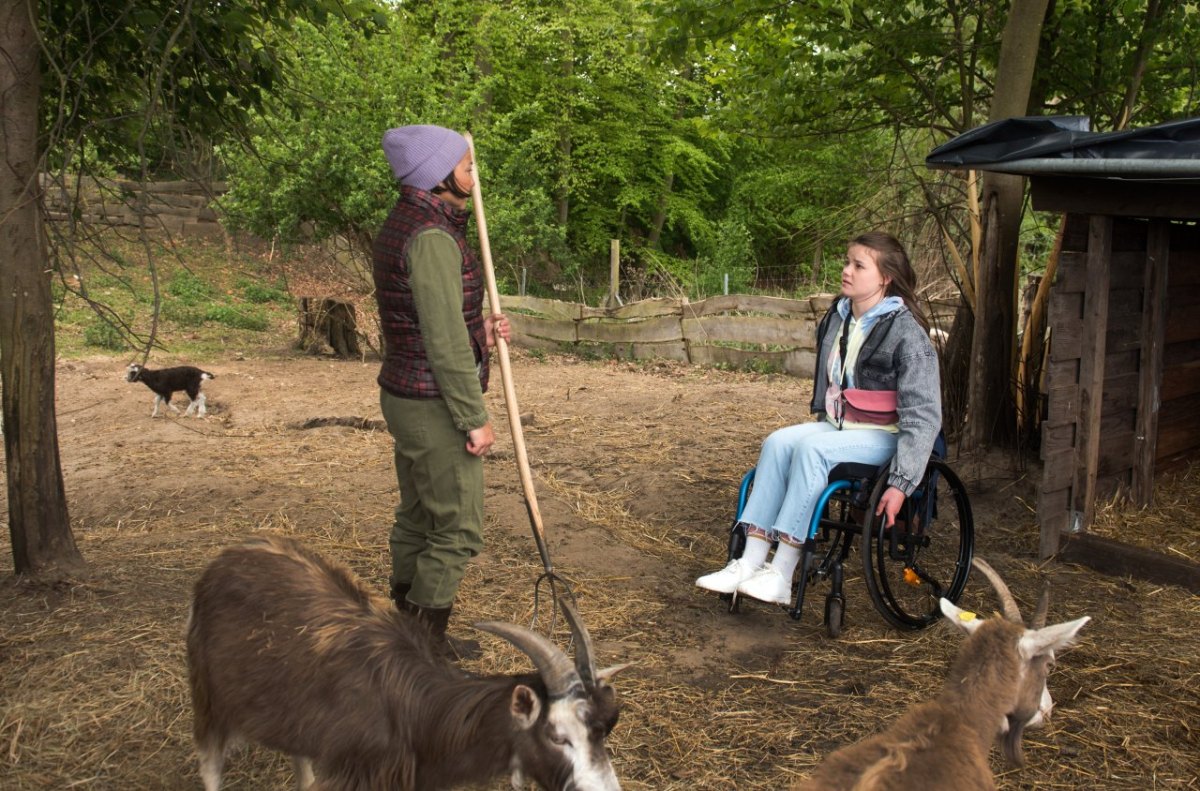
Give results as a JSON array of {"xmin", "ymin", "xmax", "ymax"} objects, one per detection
[
  {"xmin": 510, "ymin": 684, "xmax": 542, "ymax": 729},
  {"xmin": 595, "ymin": 662, "xmax": 633, "ymax": 683},
  {"xmin": 940, "ymin": 598, "xmax": 984, "ymax": 635},
  {"xmin": 1019, "ymin": 616, "xmax": 1090, "ymax": 658}
]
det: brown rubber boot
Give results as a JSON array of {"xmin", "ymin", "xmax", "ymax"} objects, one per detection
[{"xmin": 412, "ymin": 604, "xmax": 481, "ymax": 662}]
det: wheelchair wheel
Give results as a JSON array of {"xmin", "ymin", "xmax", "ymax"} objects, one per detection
[{"xmin": 861, "ymin": 458, "xmax": 974, "ymax": 630}]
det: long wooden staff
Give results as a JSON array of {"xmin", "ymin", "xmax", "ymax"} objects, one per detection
[{"xmin": 463, "ymin": 133, "xmax": 575, "ymax": 623}]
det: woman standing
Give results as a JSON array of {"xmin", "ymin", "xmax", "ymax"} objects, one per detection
[
  {"xmin": 373, "ymin": 125, "xmax": 509, "ymax": 658},
  {"xmin": 696, "ymin": 232, "xmax": 940, "ymax": 606}
]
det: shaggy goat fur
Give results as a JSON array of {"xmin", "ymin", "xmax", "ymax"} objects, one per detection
[
  {"xmin": 186, "ymin": 536, "xmax": 624, "ymax": 791},
  {"xmin": 794, "ymin": 559, "xmax": 1089, "ymax": 791}
]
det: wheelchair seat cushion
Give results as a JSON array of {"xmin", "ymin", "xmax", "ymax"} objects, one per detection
[{"xmin": 827, "ymin": 461, "xmax": 886, "ymax": 483}]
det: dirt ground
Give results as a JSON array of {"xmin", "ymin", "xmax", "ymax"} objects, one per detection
[{"xmin": 1, "ymin": 349, "xmax": 1198, "ymax": 790}]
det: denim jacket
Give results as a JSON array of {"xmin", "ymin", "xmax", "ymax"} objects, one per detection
[{"xmin": 809, "ymin": 298, "xmax": 941, "ymax": 495}]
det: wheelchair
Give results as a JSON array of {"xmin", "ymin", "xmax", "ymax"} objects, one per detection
[{"xmin": 724, "ymin": 437, "xmax": 974, "ymax": 637}]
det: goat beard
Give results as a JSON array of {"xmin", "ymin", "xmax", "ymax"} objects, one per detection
[{"xmin": 1000, "ymin": 715, "xmax": 1027, "ymax": 766}]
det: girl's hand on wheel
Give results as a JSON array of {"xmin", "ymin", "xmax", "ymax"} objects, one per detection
[{"xmin": 875, "ymin": 486, "xmax": 906, "ymax": 526}]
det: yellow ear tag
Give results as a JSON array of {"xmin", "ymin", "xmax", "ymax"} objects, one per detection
[{"xmin": 958, "ymin": 610, "xmax": 977, "ymax": 622}]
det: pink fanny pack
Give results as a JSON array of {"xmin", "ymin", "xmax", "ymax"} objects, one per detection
[{"xmin": 842, "ymin": 388, "xmax": 899, "ymax": 425}]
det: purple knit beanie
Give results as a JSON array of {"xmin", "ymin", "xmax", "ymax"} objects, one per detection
[{"xmin": 382, "ymin": 125, "xmax": 469, "ymax": 191}]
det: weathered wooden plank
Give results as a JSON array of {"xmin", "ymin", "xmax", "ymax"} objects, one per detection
[
  {"xmin": 1100, "ymin": 372, "xmax": 1139, "ymax": 415},
  {"xmin": 1161, "ymin": 359, "xmax": 1200, "ymax": 401},
  {"xmin": 577, "ymin": 315, "xmax": 683, "ymax": 344},
  {"xmin": 508, "ymin": 313, "xmax": 577, "ymax": 343},
  {"xmin": 1157, "ymin": 421, "xmax": 1200, "ymax": 460},
  {"xmin": 1166, "ymin": 301, "xmax": 1200, "ymax": 344},
  {"xmin": 1111, "ymin": 216, "xmax": 1150, "ymax": 252},
  {"xmin": 1099, "ymin": 406, "xmax": 1136, "ymax": 435},
  {"xmin": 1041, "ymin": 446, "xmax": 1076, "ymax": 490},
  {"xmin": 612, "ymin": 340, "xmax": 690, "ymax": 363},
  {"xmin": 687, "ymin": 345, "xmax": 816, "ymax": 377},
  {"xmin": 1037, "ymin": 484, "xmax": 1071, "ymax": 559},
  {"xmin": 510, "ymin": 330, "xmax": 568, "ymax": 352},
  {"xmin": 1164, "ymin": 340, "xmax": 1200, "ymax": 369},
  {"xmin": 1043, "ymin": 358, "xmax": 1079, "ymax": 392},
  {"xmin": 682, "ymin": 315, "xmax": 816, "ymax": 346},
  {"xmin": 1048, "ymin": 319, "xmax": 1083, "ymax": 363},
  {"xmin": 494, "ymin": 295, "xmax": 582, "ymax": 322},
  {"xmin": 1156, "ymin": 391, "xmax": 1200, "ymax": 459},
  {"xmin": 605, "ymin": 297, "xmax": 685, "ymax": 320},
  {"xmin": 687, "ymin": 294, "xmax": 814, "ymax": 318},
  {"xmin": 1057, "ymin": 532, "xmax": 1200, "ymax": 594},
  {"xmin": 1073, "ymin": 216, "xmax": 1112, "ymax": 530},
  {"xmin": 1041, "ymin": 420, "xmax": 1076, "ymax": 458},
  {"xmin": 810, "ymin": 294, "xmax": 837, "ymax": 314},
  {"xmin": 1133, "ymin": 220, "xmax": 1170, "ymax": 505},
  {"xmin": 1104, "ymin": 349, "xmax": 1139, "ymax": 378},
  {"xmin": 1046, "ymin": 383, "xmax": 1081, "ymax": 424},
  {"xmin": 1031, "ymin": 176, "xmax": 1200, "ymax": 221},
  {"xmin": 1097, "ymin": 428, "xmax": 1136, "ymax": 476},
  {"xmin": 1048, "ymin": 291, "xmax": 1083, "ymax": 326},
  {"xmin": 1055, "ymin": 251, "xmax": 1144, "ymax": 293}
]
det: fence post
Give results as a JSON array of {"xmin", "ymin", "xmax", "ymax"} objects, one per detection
[{"xmin": 606, "ymin": 239, "xmax": 621, "ymax": 309}]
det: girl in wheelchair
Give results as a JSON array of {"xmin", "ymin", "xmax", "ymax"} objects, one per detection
[{"xmin": 696, "ymin": 231, "xmax": 941, "ymax": 606}]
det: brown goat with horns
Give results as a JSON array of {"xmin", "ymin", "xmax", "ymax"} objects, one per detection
[
  {"xmin": 794, "ymin": 557, "xmax": 1090, "ymax": 791},
  {"xmin": 186, "ymin": 535, "xmax": 626, "ymax": 791}
]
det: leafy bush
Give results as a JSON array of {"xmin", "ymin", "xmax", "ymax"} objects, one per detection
[
  {"xmin": 160, "ymin": 301, "xmax": 208, "ymax": 327},
  {"xmin": 83, "ymin": 320, "xmax": 127, "ymax": 351},
  {"xmin": 168, "ymin": 270, "xmax": 214, "ymax": 305},
  {"xmin": 237, "ymin": 278, "xmax": 292, "ymax": 304},
  {"xmin": 204, "ymin": 304, "xmax": 270, "ymax": 331}
]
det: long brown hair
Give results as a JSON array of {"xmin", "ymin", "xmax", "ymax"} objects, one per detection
[{"xmin": 851, "ymin": 231, "xmax": 929, "ymax": 331}]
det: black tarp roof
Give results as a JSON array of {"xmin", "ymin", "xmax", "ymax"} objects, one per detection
[{"xmin": 926, "ymin": 116, "xmax": 1200, "ymax": 182}]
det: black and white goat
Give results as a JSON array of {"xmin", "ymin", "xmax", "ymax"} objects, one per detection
[
  {"xmin": 125, "ymin": 363, "xmax": 214, "ymax": 417},
  {"xmin": 186, "ymin": 535, "xmax": 626, "ymax": 791},
  {"xmin": 794, "ymin": 557, "xmax": 1089, "ymax": 791}
]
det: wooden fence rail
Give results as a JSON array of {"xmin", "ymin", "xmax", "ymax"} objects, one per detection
[{"xmin": 488, "ymin": 293, "xmax": 959, "ymax": 377}]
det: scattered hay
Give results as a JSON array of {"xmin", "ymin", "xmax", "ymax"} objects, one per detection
[{"xmin": 1, "ymin": 354, "xmax": 1198, "ymax": 789}]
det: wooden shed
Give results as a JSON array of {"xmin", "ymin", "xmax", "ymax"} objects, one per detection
[{"xmin": 927, "ymin": 117, "xmax": 1200, "ymax": 592}]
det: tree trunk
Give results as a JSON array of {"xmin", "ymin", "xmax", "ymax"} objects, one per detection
[
  {"xmin": 647, "ymin": 171, "xmax": 674, "ymax": 248},
  {"xmin": 964, "ymin": 0, "xmax": 1051, "ymax": 450},
  {"xmin": 1115, "ymin": 0, "xmax": 1164, "ymax": 131},
  {"xmin": 0, "ymin": 0, "xmax": 84, "ymax": 577}
]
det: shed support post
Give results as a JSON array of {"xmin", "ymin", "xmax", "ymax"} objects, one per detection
[
  {"xmin": 1071, "ymin": 215, "xmax": 1112, "ymax": 534},
  {"xmin": 1132, "ymin": 220, "xmax": 1169, "ymax": 506}
]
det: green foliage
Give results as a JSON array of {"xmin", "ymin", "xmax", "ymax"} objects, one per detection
[
  {"xmin": 237, "ymin": 277, "xmax": 291, "ymax": 304},
  {"xmin": 83, "ymin": 320, "xmax": 127, "ymax": 351},
  {"xmin": 204, "ymin": 304, "xmax": 270, "ymax": 331},
  {"xmin": 168, "ymin": 270, "xmax": 215, "ymax": 305},
  {"xmin": 40, "ymin": 0, "xmax": 388, "ymax": 177},
  {"xmin": 160, "ymin": 301, "xmax": 208, "ymax": 328},
  {"xmin": 220, "ymin": 15, "xmax": 443, "ymax": 249}
]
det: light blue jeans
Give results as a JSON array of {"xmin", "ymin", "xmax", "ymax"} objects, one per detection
[{"xmin": 740, "ymin": 421, "xmax": 898, "ymax": 543}]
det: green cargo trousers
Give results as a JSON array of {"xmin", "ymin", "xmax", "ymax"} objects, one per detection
[{"xmin": 380, "ymin": 389, "xmax": 484, "ymax": 609}]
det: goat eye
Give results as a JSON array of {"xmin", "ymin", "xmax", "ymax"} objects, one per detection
[{"xmin": 548, "ymin": 730, "xmax": 570, "ymax": 747}]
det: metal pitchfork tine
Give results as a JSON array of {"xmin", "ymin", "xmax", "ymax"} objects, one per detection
[{"xmin": 464, "ymin": 133, "xmax": 578, "ymax": 635}]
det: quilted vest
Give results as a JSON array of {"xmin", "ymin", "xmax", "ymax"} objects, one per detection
[{"xmin": 372, "ymin": 186, "xmax": 489, "ymax": 399}]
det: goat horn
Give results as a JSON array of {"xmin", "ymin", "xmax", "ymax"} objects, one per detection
[
  {"xmin": 1031, "ymin": 581, "xmax": 1051, "ymax": 629},
  {"xmin": 558, "ymin": 600, "xmax": 600, "ymax": 690},
  {"xmin": 474, "ymin": 621, "xmax": 582, "ymax": 699},
  {"xmin": 971, "ymin": 558, "xmax": 1024, "ymax": 624}
]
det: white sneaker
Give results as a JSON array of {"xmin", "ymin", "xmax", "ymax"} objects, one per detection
[
  {"xmin": 736, "ymin": 565, "xmax": 792, "ymax": 605},
  {"xmin": 696, "ymin": 558, "xmax": 758, "ymax": 594}
]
